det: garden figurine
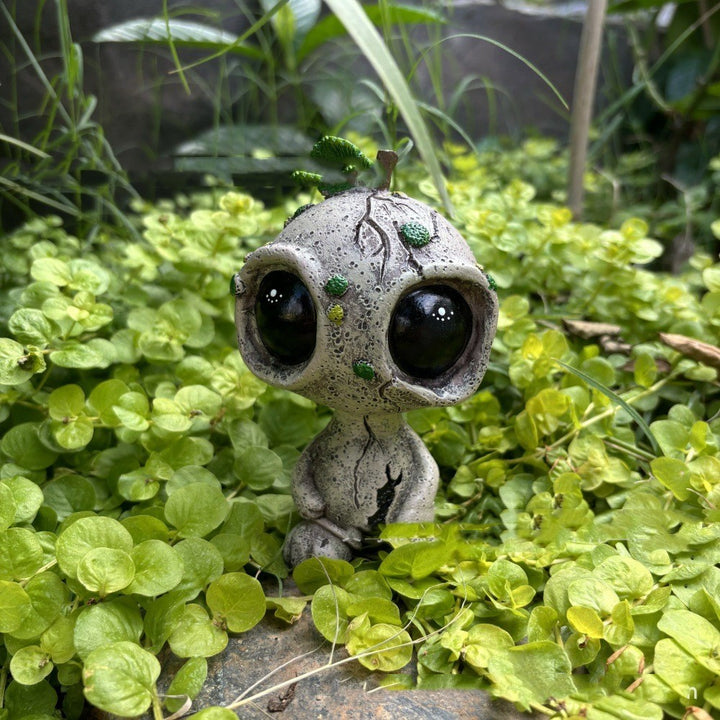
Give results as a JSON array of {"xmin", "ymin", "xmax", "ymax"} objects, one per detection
[{"xmin": 233, "ymin": 139, "xmax": 498, "ymax": 567}]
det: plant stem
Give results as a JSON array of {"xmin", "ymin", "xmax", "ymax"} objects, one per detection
[
  {"xmin": 0, "ymin": 658, "xmax": 8, "ymax": 709},
  {"xmin": 567, "ymin": 0, "xmax": 608, "ymax": 219},
  {"xmin": 151, "ymin": 692, "xmax": 164, "ymax": 720},
  {"xmin": 542, "ymin": 376, "xmax": 670, "ymax": 454}
]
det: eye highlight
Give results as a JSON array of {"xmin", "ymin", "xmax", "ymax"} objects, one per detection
[
  {"xmin": 389, "ymin": 285, "xmax": 472, "ymax": 379},
  {"xmin": 255, "ymin": 271, "xmax": 316, "ymax": 364}
]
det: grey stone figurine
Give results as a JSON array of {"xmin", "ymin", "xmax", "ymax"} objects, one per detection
[{"xmin": 233, "ymin": 182, "xmax": 498, "ymax": 567}]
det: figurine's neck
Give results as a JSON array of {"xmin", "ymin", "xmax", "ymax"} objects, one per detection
[{"xmin": 331, "ymin": 410, "xmax": 405, "ymax": 438}]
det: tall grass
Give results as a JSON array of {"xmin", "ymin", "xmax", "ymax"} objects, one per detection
[{"xmin": 0, "ymin": 0, "xmax": 138, "ymax": 236}]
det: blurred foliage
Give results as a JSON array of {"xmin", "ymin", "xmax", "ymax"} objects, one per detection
[
  {"xmin": 591, "ymin": 0, "xmax": 720, "ymax": 257},
  {"xmin": 0, "ymin": 136, "xmax": 719, "ymax": 717}
]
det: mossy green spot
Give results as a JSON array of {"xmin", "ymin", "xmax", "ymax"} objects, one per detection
[
  {"xmin": 352, "ymin": 361, "xmax": 375, "ymax": 381},
  {"xmin": 327, "ymin": 304, "xmax": 344, "ymax": 326},
  {"xmin": 284, "ymin": 203, "xmax": 314, "ymax": 227},
  {"xmin": 292, "ymin": 170, "xmax": 322, "ymax": 187},
  {"xmin": 324, "ymin": 275, "xmax": 349, "ymax": 297},
  {"xmin": 310, "ymin": 136, "xmax": 373, "ymax": 170},
  {"xmin": 400, "ymin": 222, "xmax": 431, "ymax": 247},
  {"xmin": 318, "ymin": 182, "xmax": 354, "ymax": 198},
  {"xmin": 486, "ymin": 273, "xmax": 497, "ymax": 292}
]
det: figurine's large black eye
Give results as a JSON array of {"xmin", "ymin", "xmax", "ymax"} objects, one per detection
[
  {"xmin": 255, "ymin": 271, "xmax": 316, "ymax": 364},
  {"xmin": 389, "ymin": 285, "xmax": 472, "ymax": 379}
]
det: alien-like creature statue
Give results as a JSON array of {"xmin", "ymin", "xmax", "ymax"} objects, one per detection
[{"xmin": 234, "ymin": 182, "xmax": 498, "ymax": 567}]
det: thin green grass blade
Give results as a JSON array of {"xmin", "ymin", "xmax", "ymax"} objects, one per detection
[
  {"xmin": 163, "ymin": 0, "xmax": 190, "ymax": 94},
  {"xmin": 0, "ymin": 176, "xmax": 80, "ymax": 215},
  {"xmin": 166, "ymin": 0, "xmax": 290, "ymax": 74},
  {"xmin": 0, "ymin": 134, "xmax": 50, "ymax": 158},
  {"xmin": 416, "ymin": 101, "xmax": 475, "ymax": 151},
  {"xmin": 298, "ymin": 4, "xmax": 446, "ymax": 62},
  {"xmin": 409, "ymin": 34, "xmax": 568, "ymax": 111},
  {"xmin": 555, "ymin": 359, "xmax": 660, "ymax": 455},
  {"xmin": 322, "ymin": 0, "xmax": 452, "ymax": 214}
]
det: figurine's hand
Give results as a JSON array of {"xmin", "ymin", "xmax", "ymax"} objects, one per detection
[{"xmin": 294, "ymin": 488, "xmax": 325, "ymax": 519}]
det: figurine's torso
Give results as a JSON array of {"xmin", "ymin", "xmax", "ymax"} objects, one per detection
[{"xmin": 293, "ymin": 413, "xmax": 439, "ymax": 533}]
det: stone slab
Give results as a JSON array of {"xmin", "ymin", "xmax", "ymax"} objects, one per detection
[{"xmin": 94, "ymin": 591, "xmax": 535, "ymax": 720}]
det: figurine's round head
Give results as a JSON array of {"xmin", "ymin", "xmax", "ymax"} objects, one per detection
[{"xmin": 234, "ymin": 187, "xmax": 498, "ymax": 414}]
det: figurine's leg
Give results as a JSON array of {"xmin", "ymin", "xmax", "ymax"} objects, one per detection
[{"xmin": 283, "ymin": 520, "xmax": 355, "ymax": 567}]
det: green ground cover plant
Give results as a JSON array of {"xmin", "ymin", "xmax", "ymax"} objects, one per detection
[{"xmin": 0, "ymin": 136, "xmax": 719, "ymax": 720}]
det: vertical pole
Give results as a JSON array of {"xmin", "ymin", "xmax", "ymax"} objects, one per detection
[{"xmin": 567, "ymin": 0, "xmax": 608, "ymax": 219}]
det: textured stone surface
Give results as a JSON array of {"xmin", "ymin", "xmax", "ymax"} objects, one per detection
[{"xmin": 98, "ymin": 594, "xmax": 535, "ymax": 720}]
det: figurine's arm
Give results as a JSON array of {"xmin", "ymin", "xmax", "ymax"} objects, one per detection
[
  {"xmin": 291, "ymin": 449, "xmax": 326, "ymax": 519},
  {"xmin": 388, "ymin": 429, "xmax": 439, "ymax": 524}
]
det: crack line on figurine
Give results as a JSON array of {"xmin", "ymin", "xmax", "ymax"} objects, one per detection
[
  {"xmin": 353, "ymin": 416, "xmax": 377, "ymax": 509},
  {"xmin": 368, "ymin": 465, "xmax": 403, "ymax": 529}
]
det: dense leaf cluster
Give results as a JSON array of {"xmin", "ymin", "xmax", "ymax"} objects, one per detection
[{"xmin": 0, "ymin": 141, "xmax": 719, "ymax": 719}]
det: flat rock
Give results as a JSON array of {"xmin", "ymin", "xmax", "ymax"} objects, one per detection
[{"xmin": 95, "ymin": 590, "xmax": 535, "ymax": 720}]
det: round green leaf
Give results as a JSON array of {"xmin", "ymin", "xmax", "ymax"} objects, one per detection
[
  {"xmin": 82, "ymin": 641, "xmax": 161, "ymax": 717},
  {"xmin": 0, "ymin": 338, "xmax": 36, "ymax": 385},
  {"xmin": 68, "ymin": 258, "xmax": 111, "ymax": 294},
  {"xmin": 73, "ymin": 599, "xmax": 144, "ymax": 659},
  {"xmin": 650, "ymin": 457, "xmax": 691, "ymax": 501},
  {"xmin": 592, "ymin": 555, "xmax": 654, "ymax": 600},
  {"xmin": 10, "ymin": 572, "xmax": 68, "ymax": 640},
  {"xmin": 8, "ymin": 308, "xmax": 58, "ymax": 345},
  {"xmin": 51, "ymin": 416, "xmax": 94, "ymax": 450},
  {"xmin": 311, "ymin": 585, "xmax": 354, "ymax": 642},
  {"xmin": 209, "ymin": 533, "xmax": 250, "ymax": 572},
  {"xmin": 0, "ymin": 528, "xmax": 44, "ymax": 580},
  {"xmin": 164, "ymin": 482, "xmax": 229, "ymax": 538},
  {"xmin": 191, "ymin": 708, "xmax": 238, "ymax": 719},
  {"xmin": 42, "ymin": 474, "xmax": 96, "ymax": 520},
  {"xmin": 165, "ymin": 657, "xmax": 208, "ymax": 713},
  {"xmin": 48, "ymin": 385, "xmax": 85, "ymax": 420},
  {"xmin": 487, "ymin": 642, "xmax": 576, "ymax": 711},
  {"xmin": 56, "ymin": 515, "xmax": 133, "ymax": 579},
  {"xmin": 87, "ymin": 379, "xmax": 129, "ymax": 426},
  {"xmin": 166, "ymin": 466, "xmax": 221, "ymax": 495},
  {"xmin": 234, "ymin": 446, "xmax": 284, "ymax": 491},
  {"xmin": 121, "ymin": 515, "xmax": 171, "ymax": 544},
  {"xmin": 173, "ymin": 538, "xmax": 225, "ymax": 598},
  {"xmin": 0, "ymin": 483, "xmax": 17, "ymax": 532},
  {"xmin": 293, "ymin": 556, "xmax": 355, "ymax": 595},
  {"xmin": 3, "ymin": 678, "xmax": 57, "ymax": 718},
  {"xmin": 113, "ymin": 391, "xmax": 150, "ymax": 432},
  {"xmin": 40, "ymin": 615, "xmax": 76, "ymax": 663},
  {"xmin": 566, "ymin": 605, "xmax": 604, "ymax": 638},
  {"xmin": 168, "ymin": 603, "xmax": 228, "ymax": 658},
  {"xmin": 0, "ymin": 580, "xmax": 32, "ymax": 633},
  {"xmin": 2, "ymin": 476, "xmax": 44, "ymax": 525},
  {"xmin": 126, "ymin": 540, "xmax": 184, "ymax": 596},
  {"xmin": 567, "ymin": 577, "xmax": 619, "ymax": 616},
  {"xmin": 1, "ymin": 423, "xmax": 57, "ymax": 470},
  {"xmin": 117, "ymin": 469, "xmax": 160, "ymax": 502},
  {"xmin": 206, "ymin": 572, "xmax": 265, "ymax": 633},
  {"xmin": 76, "ymin": 547, "xmax": 135, "ymax": 596},
  {"xmin": 464, "ymin": 624, "xmax": 515, "ymax": 671},
  {"xmin": 50, "ymin": 338, "xmax": 116, "ymax": 369},
  {"xmin": 346, "ymin": 620, "xmax": 413, "ymax": 672},
  {"xmin": 9, "ymin": 645, "xmax": 53, "ymax": 685},
  {"xmin": 174, "ymin": 385, "xmax": 222, "ymax": 417},
  {"xmin": 31, "ymin": 257, "xmax": 71, "ymax": 285}
]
